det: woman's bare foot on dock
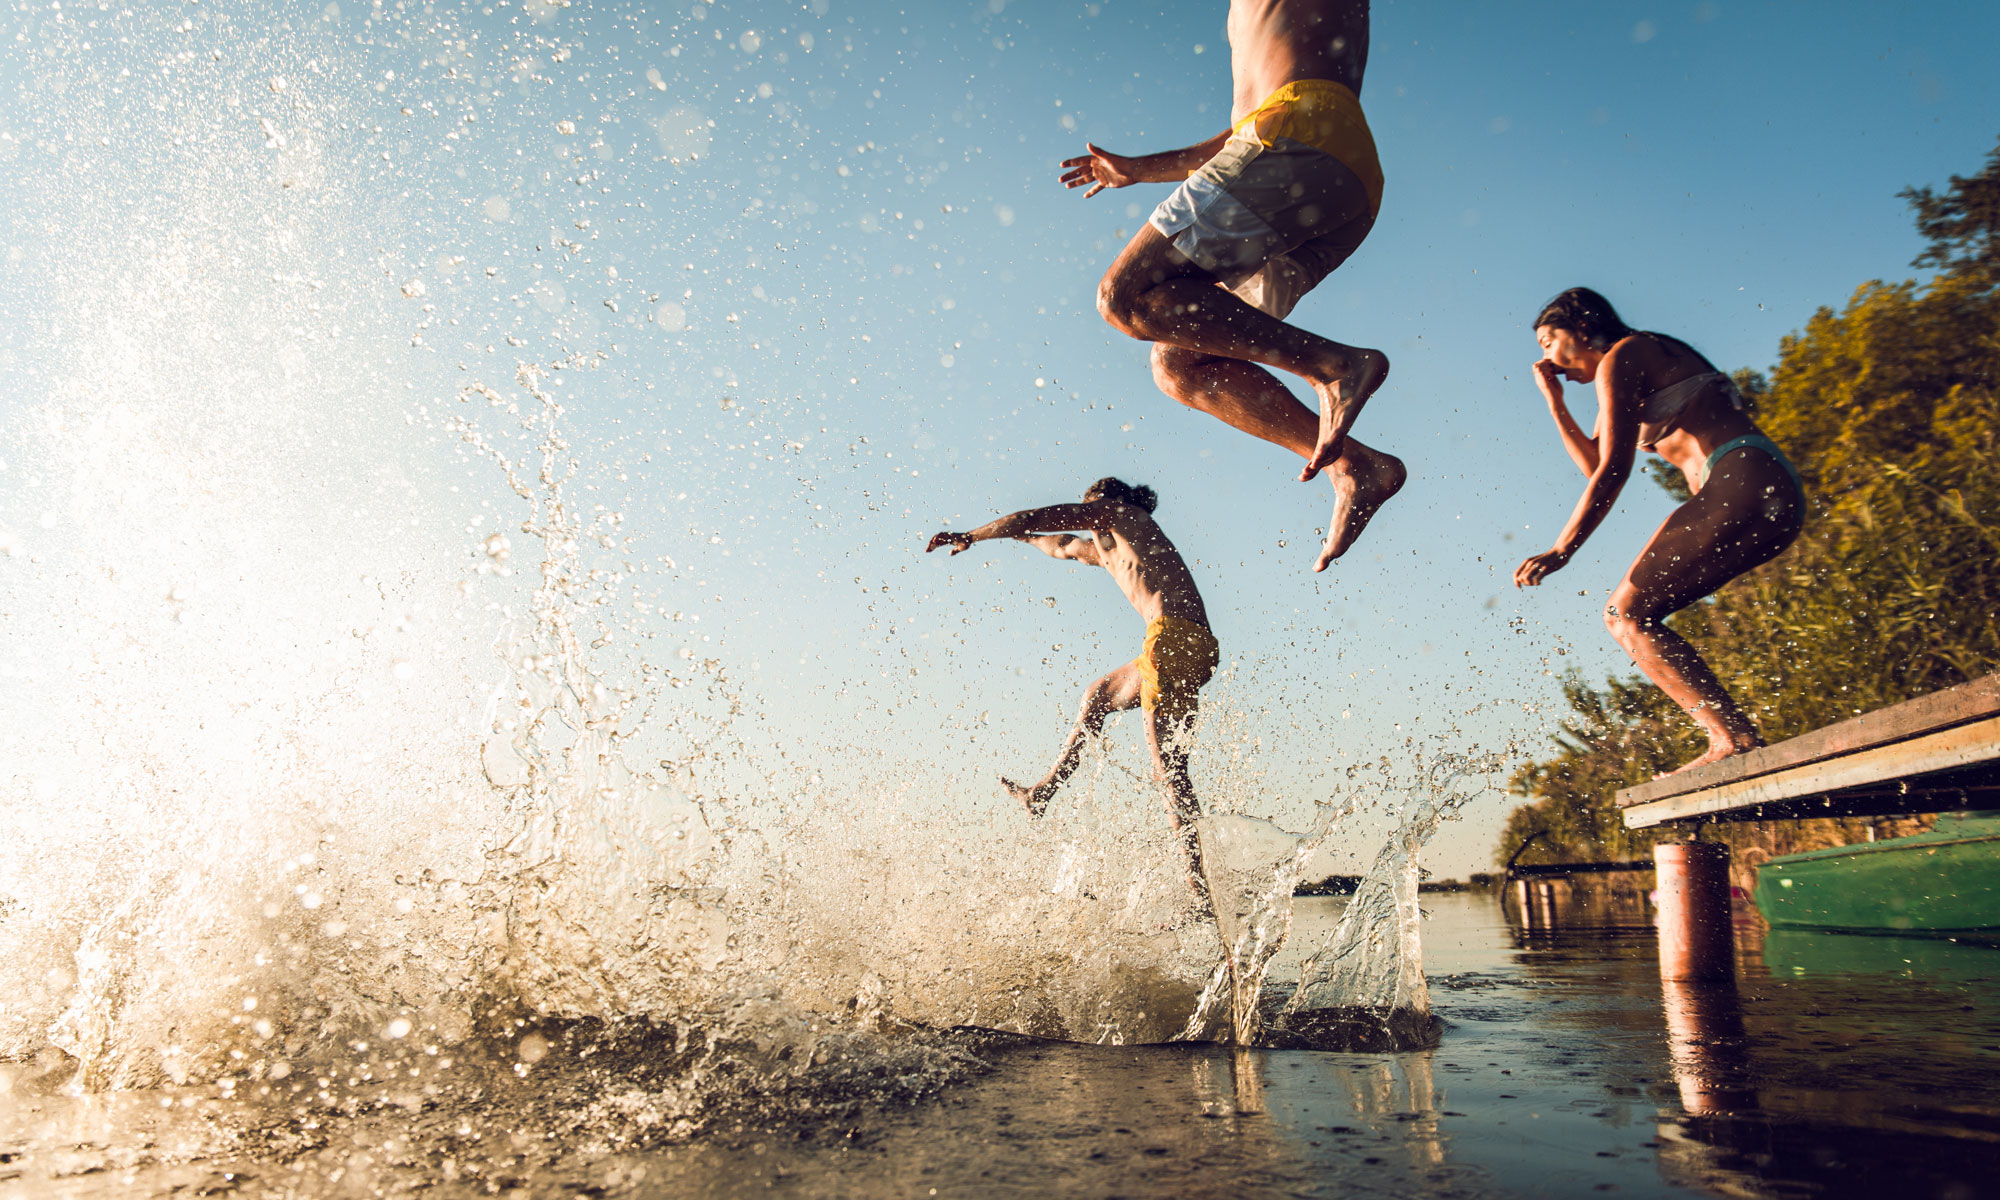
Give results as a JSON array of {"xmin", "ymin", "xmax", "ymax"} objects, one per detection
[
  {"xmin": 1660, "ymin": 735, "xmax": 1764, "ymax": 777},
  {"xmin": 1299, "ymin": 349, "xmax": 1390, "ymax": 482},
  {"xmin": 1315, "ymin": 447, "xmax": 1407, "ymax": 571},
  {"xmin": 1003, "ymin": 776, "xmax": 1050, "ymax": 818}
]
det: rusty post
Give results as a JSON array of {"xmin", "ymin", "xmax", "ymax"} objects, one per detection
[{"xmin": 1654, "ymin": 841, "xmax": 1733, "ymax": 981}]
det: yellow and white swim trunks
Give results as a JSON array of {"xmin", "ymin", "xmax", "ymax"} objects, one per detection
[
  {"xmin": 1134, "ymin": 615, "xmax": 1221, "ymax": 724},
  {"xmin": 1149, "ymin": 79, "xmax": 1383, "ymax": 318}
]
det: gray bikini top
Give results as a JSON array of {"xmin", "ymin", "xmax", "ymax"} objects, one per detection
[{"xmin": 1636, "ymin": 371, "xmax": 1741, "ymax": 451}]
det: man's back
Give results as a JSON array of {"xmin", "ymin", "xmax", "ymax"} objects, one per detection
[
  {"xmin": 1228, "ymin": 0, "xmax": 1369, "ymax": 119},
  {"xmin": 1092, "ymin": 505, "xmax": 1211, "ymax": 630}
]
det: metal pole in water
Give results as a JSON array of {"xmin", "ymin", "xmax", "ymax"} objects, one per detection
[{"xmin": 1654, "ymin": 841, "xmax": 1733, "ymax": 981}]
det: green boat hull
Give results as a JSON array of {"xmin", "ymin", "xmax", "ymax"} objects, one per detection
[
  {"xmin": 1754, "ymin": 811, "xmax": 2000, "ymax": 934},
  {"xmin": 1763, "ymin": 927, "xmax": 2000, "ymax": 980}
]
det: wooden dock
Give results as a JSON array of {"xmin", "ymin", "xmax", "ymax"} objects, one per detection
[{"xmin": 1619, "ymin": 672, "xmax": 2000, "ymax": 829}]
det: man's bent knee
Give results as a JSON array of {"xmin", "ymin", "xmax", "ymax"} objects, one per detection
[
  {"xmin": 1098, "ymin": 251, "xmax": 1189, "ymax": 340},
  {"xmin": 1150, "ymin": 344, "xmax": 1215, "ymax": 403},
  {"xmin": 1096, "ymin": 272, "xmax": 1146, "ymax": 339},
  {"xmin": 1085, "ymin": 673, "xmax": 1135, "ymax": 714}
]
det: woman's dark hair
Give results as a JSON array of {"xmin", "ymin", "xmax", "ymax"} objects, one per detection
[
  {"xmin": 1532, "ymin": 287, "xmax": 1635, "ymax": 349},
  {"xmin": 1084, "ymin": 476, "xmax": 1158, "ymax": 512},
  {"xmin": 1533, "ymin": 286, "xmax": 1711, "ymax": 364}
]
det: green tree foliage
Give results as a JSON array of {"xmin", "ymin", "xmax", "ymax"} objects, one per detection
[
  {"xmin": 1904, "ymin": 137, "xmax": 2000, "ymax": 288},
  {"xmin": 1499, "ymin": 139, "xmax": 2000, "ymax": 867},
  {"xmin": 1501, "ymin": 676, "xmax": 1690, "ymax": 865}
]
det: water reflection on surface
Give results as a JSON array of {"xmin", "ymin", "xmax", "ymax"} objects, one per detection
[
  {"xmin": 1659, "ymin": 977, "xmax": 1756, "ymax": 1115},
  {"xmin": 1495, "ymin": 885, "xmax": 2000, "ymax": 1200},
  {"xmin": 5, "ymin": 892, "xmax": 1999, "ymax": 1197},
  {"xmin": 1502, "ymin": 868, "xmax": 1657, "ymax": 934}
]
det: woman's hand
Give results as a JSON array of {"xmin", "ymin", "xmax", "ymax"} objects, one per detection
[
  {"xmin": 1514, "ymin": 547, "xmax": 1571, "ymax": 588},
  {"xmin": 1533, "ymin": 358, "xmax": 1566, "ymax": 405},
  {"xmin": 927, "ymin": 531, "xmax": 974, "ymax": 555},
  {"xmin": 1058, "ymin": 144, "xmax": 1140, "ymax": 198}
]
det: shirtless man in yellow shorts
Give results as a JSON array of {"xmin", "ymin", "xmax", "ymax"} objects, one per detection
[
  {"xmin": 1061, "ymin": 0, "xmax": 1402, "ymax": 572},
  {"xmin": 927, "ymin": 477, "xmax": 1219, "ymax": 901}
]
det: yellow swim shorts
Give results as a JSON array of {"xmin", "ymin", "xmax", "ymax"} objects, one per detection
[
  {"xmin": 1133, "ymin": 615, "xmax": 1221, "ymax": 722},
  {"xmin": 1149, "ymin": 79, "xmax": 1383, "ymax": 318},
  {"xmin": 1232, "ymin": 79, "xmax": 1384, "ymax": 216}
]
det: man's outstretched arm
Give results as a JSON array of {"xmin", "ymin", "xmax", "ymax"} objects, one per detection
[
  {"xmin": 1021, "ymin": 534, "xmax": 1103, "ymax": 565},
  {"xmin": 926, "ymin": 504, "xmax": 1103, "ymax": 556},
  {"xmin": 1059, "ymin": 132, "xmax": 1230, "ymax": 198}
]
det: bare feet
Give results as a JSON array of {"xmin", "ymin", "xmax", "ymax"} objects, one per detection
[
  {"xmin": 1299, "ymin": 348, "xmax": 1390, "ymax": 482},
  {"xmin": 1661, "ymin": 734, "xmax": 1764, "ymax": 777},
  {"xmin": 1314, "ymin": 446, "xmax": 1407, "ymax": 571},
  {"xmin": 1003, "ymin": 775, "xmax": 1051, "ymax": 818}
]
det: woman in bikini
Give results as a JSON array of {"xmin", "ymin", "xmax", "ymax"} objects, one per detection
[{"xmin": 1514, "ymin": 287, "xmax": 1805, "ymax": 774}]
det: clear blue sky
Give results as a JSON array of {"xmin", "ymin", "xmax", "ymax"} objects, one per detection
[{"xmin": 4, "ymin": 0, "xmax": 1997, "ymax": 876}]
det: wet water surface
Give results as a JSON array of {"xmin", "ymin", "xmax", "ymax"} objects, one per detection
[{"xmin": 7, "ymin": 893, "xmax": 1997, "ymax": 1198}]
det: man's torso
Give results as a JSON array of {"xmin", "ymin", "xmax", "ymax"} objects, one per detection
[
  {"xmin": 1228, "ymin": 0, "xmax": 1368, "ymax": 120},
  {"xmin": 1091, "ymin": 509, "xmax": 1210, "ymax": 630}
]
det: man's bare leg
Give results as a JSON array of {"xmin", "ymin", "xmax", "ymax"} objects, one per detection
[
  {"xmin": 1100, "ymin": 225, "xmax": 1388, "ymax": 480},
  {"xmin": 1144, "ymin": 702, "xmax": 1213, "ymax": 915},
  {"xmin": 1153, "ymin": 344, "xmax": 1405, "ymax": 568},
  {"xmin": 1003, "ymin": 663, "xmax": 1141, "ymax": 816}
]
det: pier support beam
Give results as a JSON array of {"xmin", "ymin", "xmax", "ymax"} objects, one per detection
[{"xmin": 1654, "ymin": 841, "xmax": 1733, "ymax": 981}]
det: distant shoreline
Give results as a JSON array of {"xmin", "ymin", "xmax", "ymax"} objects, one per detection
[{"xmin": 1294, "ymin": 873, "xmax": 1501, "ymax": 897}]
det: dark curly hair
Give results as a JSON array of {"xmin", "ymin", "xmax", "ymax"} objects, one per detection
[
  {"xmin": 1083, "ymin": 476, "xmax": 1158, "ymax": 513},
  {"xmin": 1531, "ymin": 287, "xmax": 1636, "ymax": 349},
  {"xmin": 1534, "ymin": 286, "xmax": 1709, "ymax": 363}
]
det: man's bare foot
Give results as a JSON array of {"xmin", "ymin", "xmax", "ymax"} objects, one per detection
[
  {"xmin": 1299, "ymin": 348, "xmax": 1390, "ymax": 482},
  {"xmin": 1314, "ymin": 447, "xmax": 1407, "ymax": 571},
  {"xmin": 1003, "ymin": 775, "xmax": 1051, "ymax": 818},
  {"xmin": 1660, "ymin": 734, "xmax": 1764, "ymax": 777}
]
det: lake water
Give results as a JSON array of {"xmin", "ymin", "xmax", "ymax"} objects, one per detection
[{"xmin": 6, "ymin": 891, "xmax": 1996, "ymax": 1198}]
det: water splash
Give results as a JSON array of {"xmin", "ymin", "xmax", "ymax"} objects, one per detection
[
  {"xmin": 451, "ymin": 358, "xmax": 734, "ymax": 1020},
  {"xmin": 1179, "ymin": 808, "xmax": 1347, "ymax": 1045},
  {"xmin": 1272, "ymin": 750, "xmax": 1504, "ymax": 1046},
  {"xmin": 0, "ymin": 0, "xmax": 1518, "ymax": 1145},
  {"xmin": 1170, "ymin": 746, "xmax": 1504, "ymax": 1049}
]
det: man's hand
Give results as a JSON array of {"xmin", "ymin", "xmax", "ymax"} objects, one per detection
[
  {"xmin": 1059, "ymin": 144, "xmax": 1140, "ymax": 198},
  {"xmin": 1533, "ymin": 359, "xmax": 1566, "ymax": 405},
  {"xmin": 1514, "ymin": 548, "xmax": 1572, "ymax": 588},
  {"xmin": 927, "ymin": 531, "xmax": 975, "ymax": 556}
]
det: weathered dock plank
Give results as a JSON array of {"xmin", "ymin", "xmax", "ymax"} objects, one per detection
[{"xmin": 1618, "ymin": 672, "xmax": 2000, "ymax": 829}]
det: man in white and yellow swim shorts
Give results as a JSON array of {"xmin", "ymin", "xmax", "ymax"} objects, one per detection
[
  {"xmin": 927, "ymin": 477, "xmax": 1220, "ymax": 908},
  {"xmin": 1061, "ymin": 0, "xmax": 1406, "ymax": 573}
]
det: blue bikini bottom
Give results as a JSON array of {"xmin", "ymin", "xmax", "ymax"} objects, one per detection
[{"xmin": 1699, "ymin": 433, "xmax": 1800, "ymax": 493}]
